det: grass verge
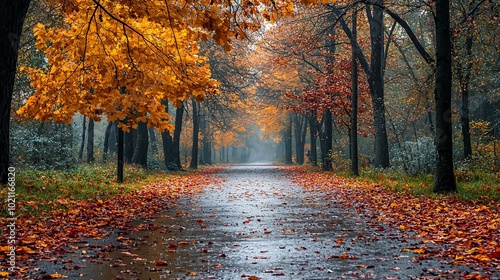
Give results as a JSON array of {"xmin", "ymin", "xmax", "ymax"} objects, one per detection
[
  {"xmin": 346, "ymin": 168, "xmax": 500, "ymax": 203},
  {"xmin": 0, "ymin": 163, "xmax": 185, "ymax": 216}
]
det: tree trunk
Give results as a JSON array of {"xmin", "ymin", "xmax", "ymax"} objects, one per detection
[
  {"xmin": 162, "ymin": 130, "xmax": 174, "ymax": 169},
  {"xmin": 300, "ymin": 114, "xmax": 307, "ymax": 163},
  {"xmin": 433, "ymin": 0, "xmax": 457, "ymax": 193},
  {"xmin": 78, "ymin": 116, "xmax": 87, "ymax": 160},
  {"xmin": 0, "ymin": 0, "xmax": 31, "ymax": 184},
  {"xmin": 308, "ymin": 112, "xmax": 318, "ymax": 166},
  {"xmin": 322, "ymin": 13, "xmax": 335, "ymax": 171},
  {"xmin": 350, "ymin": 10, "xmax": 360, "ymax": 176},
  {"xmin": 86, "ymin": 118, "xmax": 95, "ymax": 163},
  {"xmin": 161, "ymin": 100, "xmax": 175, "ymax": 169},
  {"xmin": 199, "ymin": 105, "xmax": 212, "ymax": 165},
  {"xmin": 203, "ymin": 141, "xmax": 212, "ymax": 165},
  {"xmin": 294, "ymin": 114, "xmax": 306, "ymax": 165},
  {"xmin": 367, "ymin": 1, "xmax": 390, "ymax": 169},
  {"xmin": 171, "ymin": 102, "xmax": 184, "ymax": 170},
  {"xmin": 108, "ymin": 121, "xmax": 117, "ymax": 153},
  {"xmin": 117, "ymin": 125, "xmax": 124, "ymax": 183},
  {"xmin": 103, "ymin": 121, "xmax": 113, "ymax": 159},
  {"xmin": 124, "ymin": 127, "xmax": 135, "ymax": 163},
  {"xmin": 322, "ymin": 110, "xmax": 333, "ymax": 171},
  {"xmin": 190, "ymin": 99, "xmax": 200, "ymax": 169},
  {"xmin": 284, "ymin": 115, "xmax": 293, "ymax": 164},
  {"xmin": 148, "ymin": 127, "xmax": 157, "ymax": 154},
  {"xmin": 131, "ymin": 122, "xmax": 149, "ymax": 168},
  {"xmin": 458, "ymin": 35, "xmax": 473, "ymax": 160}
]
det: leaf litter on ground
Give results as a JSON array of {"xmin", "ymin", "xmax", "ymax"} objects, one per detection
[
  {"xmin": 0, "ymin": 167, "xmax": 223, "ymax": 279},
  {"xmin": 286, "ymin": 166, "xmax": 500, "ymax": 279}
]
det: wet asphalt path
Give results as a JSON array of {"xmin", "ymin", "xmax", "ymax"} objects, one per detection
[{"xmin": 35, "ymin": 165, "xmax": 477, "ymax": 279}]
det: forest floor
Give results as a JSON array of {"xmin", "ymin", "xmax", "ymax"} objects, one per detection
[{"xmin": 1, "ymin": 164, "xmax": 499, "ymax": 279}]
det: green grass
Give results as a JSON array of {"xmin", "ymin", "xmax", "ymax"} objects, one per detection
[
  {"xmin": 455, "ymin": 169, "xmax": 500, "ymax": 201},
  {"xmin": 1, "ymin": 163, "xmax": 176, "ymax": 216},
  {"xmin": 348, "ymin": 168, "xmax": 500, "ymax": 203}
]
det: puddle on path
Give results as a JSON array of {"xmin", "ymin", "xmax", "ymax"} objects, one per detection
[{"xmin": 31, "ymin": 165, "xmax": 493, "ymax": 279}]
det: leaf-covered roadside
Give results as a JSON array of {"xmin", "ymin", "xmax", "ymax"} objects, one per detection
[
  {"xmin": 287, "ymin": 166, "xmax": 500, "ymax": 279},
  {"xmin": 0, "ymin": 167, "xmax": 223, "ymax": 278}
]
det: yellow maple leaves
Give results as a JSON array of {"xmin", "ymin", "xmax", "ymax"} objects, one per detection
[
  {"xmin": 18, "ymin": 0, "xmax": 219, "ymax": 132},
  {"xmin": 16, "ymin": 0, "xmax": 330, "ymax": 130}
]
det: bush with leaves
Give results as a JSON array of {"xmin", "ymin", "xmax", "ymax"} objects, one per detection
[
  {"xmin": 11, "ymin": 120, "xmax": 76, "ymax": 169},
  {"xmin": 391, "ymin": 137, "xmax": 436, "ymax": 175}
]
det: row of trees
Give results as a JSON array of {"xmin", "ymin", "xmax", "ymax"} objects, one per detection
[
  {"xmin": 251, "ymin": 0, "xmax": 498, "ymax": 192},
  {"xmin": 2, "ymin": 0, "xmax": 281, "ymax": 178},
  {"xmin": 1, "ymin": 0, "xmax": 498, "ymax": 193}
]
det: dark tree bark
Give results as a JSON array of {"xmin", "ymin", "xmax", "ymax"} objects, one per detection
[
  {"xmin": 117, "ymin": 125, "xmax": 124, "ymax": 183},
  {"xmin": 124, "ymin": 127, "xmax": 135, "ymax": 163},
  {"xmin": 86, "ymin": 118, "xmax": 95, "ymax": 163},
  {"xmin": 190, "ymin": 99, "xmax": 200, "ymax": 169},
  {"xmin": 433, "ymin": 0, "xmax": 457, "ymax": 193},
  {"xmin": 103, "ymin": 121, "xmax": 118, "ymax": 158},
  {"xmin": 103, "ymin": 121, "xmax": 112, "ymax": 159},
  {"xmin": 161, "ymin": 100, "xmax": 175, "ymax": 169},
  {"xmin": 0, "ymin": 0, "xmax": 31, "ymax": 184},
  {"xmin": 131, "ymin": 122, "xmax": 148, "ymax": 168},
  {"xmin": 294, "ymin": 114, "xmax": 307, "ymax": 165},
  {"xmin": 284, "ymin": 114, "xmax": 293, "ymax": 164},
  {"xmin": 202, "ymin": 140, "xmax": 212, "ymax": 165},
  {"xmin": 457, "ymin": 35, "xmax": 473, "ymax": 160},
  {"xmin": 109, "ymin": 121, "xmax": 117, "ymax": 153},
  {"xmin": 171, "ymin": 102, "xmax": 184, "ymax": 170},
  {"xmin": 200, "ymin": 106, "xmax": 212, "ymax": 165},
  {"xmin": 300, "ymin": 115, "xmax": 307, "ymax": 163},
  {"xmin": 322, "ymin": 110, "xmax": 333, "ymax": 171},
  {"xmin": 350, "ymin": 10, "xmax": 359, "ymax": 176},
  {"xmin": 367, "ymin": 1, "xmax": 390, "ymax": 169},
  {"xmin": 322, "ymin": 14, "xmax": 335, "ymax": 171},
  {"xmin": 162, "ymin": 129, "xmax": 174, "ymax": 168},
  {"xmin": 78, "ymin": 116, "xmax": 87, "ymax": 160},
  {"xmin": 148, "ymin": 127, "xmax": 157, "ymax": 154},
  {"xmin": 308, "ymin": 111, "xmax": 318, "ymax": 166}
]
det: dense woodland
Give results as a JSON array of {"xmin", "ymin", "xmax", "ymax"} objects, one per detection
[{"xmin": 1, "ymin": 0, "xmax": 499, "ymax": 192}]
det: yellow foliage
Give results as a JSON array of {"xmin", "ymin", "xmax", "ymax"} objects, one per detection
[
  {"xmin": 256, "ymin": 106, "xmax": 287, "ymax": 140},
  {"xmin": 17, "ymin": 0, "xmax": 221, "ymax": 131}
]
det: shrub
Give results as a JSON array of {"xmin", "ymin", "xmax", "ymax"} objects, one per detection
[
  {"xmin": 11, "ymin": 121, "xmax": 76, "ymax": 169},
  {"xmin": 390, "ymin": 137, "xmax": 436, "ymax": 175}
]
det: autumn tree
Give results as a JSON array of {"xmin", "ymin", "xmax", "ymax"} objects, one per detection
[
  {"xmin": 451, "ymin": 0, "xmax": 499, "ymax": 160},
  {"xmin": 204, "ymin": 40, "xmax": 270, "ymax": 164},
  {"xmin": 252, "ymin": 10, "xmax": 327, "ymax": 166},
  {"xmin": 321, "ymin": 1, "xmax": 456, "ymax": 191},
  {"xmin": 257, "ymin": 6, "xmax": 374, "ymax": 170},
  {"xmin": 1, "ymin": 0, "xmax": 296, "ymax": 183}
]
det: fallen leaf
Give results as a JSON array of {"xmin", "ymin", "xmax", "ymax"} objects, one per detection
[{"xmin": 155, "ymin": 260, "xmax": 168, "ymax": 266}]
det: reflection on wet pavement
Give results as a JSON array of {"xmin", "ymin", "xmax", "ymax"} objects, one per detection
[{"xmin": 36, "ymin": 165, "xmax": 484, "ymax": 279}]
